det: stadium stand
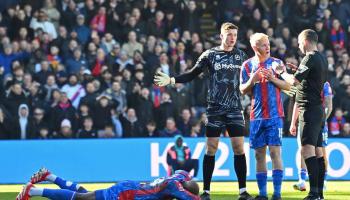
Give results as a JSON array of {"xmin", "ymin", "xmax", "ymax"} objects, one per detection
[{"xmin": 0, "ymin": 0, "xmax": 350, "ymax": 139}]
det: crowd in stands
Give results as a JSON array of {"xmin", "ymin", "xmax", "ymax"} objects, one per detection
[{"xmin": 0, "ymin": 0, "xmax": 349, "ymax": 139}]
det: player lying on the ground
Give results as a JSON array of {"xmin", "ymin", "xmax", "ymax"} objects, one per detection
[{"xmin": 17, "ymin": 168, "xmax": 200, "ymax": 200}]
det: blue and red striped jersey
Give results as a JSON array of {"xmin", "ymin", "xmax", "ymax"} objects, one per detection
[
  {"xmin": 321, "ymin": 81, "xmax": 333, "ymax": 106},
  {"xmin": 115, "ymin": 170, "xmax": 199, "ymax": 200},
  {"xmin": 240, "ymin": 57, "xmax": 285, "ymax": 120}
]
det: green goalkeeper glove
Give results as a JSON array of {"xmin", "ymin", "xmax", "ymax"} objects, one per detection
[{"xmin": 154, "ymin": 71, "xmax": 175, "ymax": 87}]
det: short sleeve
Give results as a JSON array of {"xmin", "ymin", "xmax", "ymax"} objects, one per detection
[
  {"xmin": 240, "ymin": 61, "xmax": 251, "ymax": 84},
  {"xmin": 323, "ymin": 82, "xmax": 333, "ymax": 97}
]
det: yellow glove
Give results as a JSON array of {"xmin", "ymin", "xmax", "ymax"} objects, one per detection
[{"xmin": 154, "ymin": 71, "xmax": 175, "ymax": 87}]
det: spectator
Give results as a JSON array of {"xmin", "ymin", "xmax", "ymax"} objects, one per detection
[
  {"xmin": 0, "ymin": 106, "xmax": 13, "ymax": 139},
  {"xmin": 79, "ymin": 82, "xmax": 98, "ymax": 108},
  {"xmin": 4, "ymin": 81, "xmax": 30, "ymax": 116},
  {"xmin": 135, "ymin": 87, "xmax": 154, "ymax": 126},
  {"xmin": 120, "ymin": 108, "xmax": 143, "ymax": 137},
  {"xmin": 190, "ymin": 121, "xmax": 202, "ymax": 137},
  {"xmin": 55, "ymin": 118, "xmax": 74, "ymax": 138},
  {"xmin": 76, "ymin": 116, "xmax": 98, "ymax": 138},
  {"xmin": 73, "ymin": 14, "xmax": 91, "ymax": 46},
  {"xmin": 12, "ymin": 104, "xmax": 35, "ymax": 139},
  {"xmin": 329, "ymin": 108, "xmax": 346, "ymax": 137},
  {"xmin": 177, "ymin": 108, "xmax": 193, "ymax": 137},
  {"xmin": 147, "ymin": 10, "xmax": 165, "ymax": 38},
  {"xmin": 47, "ymin": 46, "xmax": 62, "ymax": 71},
  {"xmin": 155, "ymin": 92, "xmax": 176, "ymax": 128},
  {"xmin": 166, "ymin": 135, "xmax": 199, "ymax": 177},
  {"xmin": 99, "ymin": 124, "xmax": 116, "ymax": 138},
  {"xmin": 142, "ymin": 0, "xmax": 158, "ymax": 21},
  {"xmin": 114, "ymin": 50, "xmax": 134, "ymax": 74},
  {"xmin": 181, "ymin": 1, "xmax": 203, "ymax": 34},
  {"xmin": 330, "ymin": 19, "xmax": 346, "ymax": 52},
  {"xmin": 32, "ymin": 107, "xmax": 50, "ymax": 138},
  {"xmin": 105, "ymin": 43, "xmax": 121, "ymax": 71},
  {"xmin": 42, "ymin": 0, "xmax": 60, "ymax": 31},
  {"xmin": 122, "ymin": 31, "xmax": 143, "ymax": 58},
  {"xmin": 0, "ymin": 44, "xmax": 29, "ymax": 76},
  {"xmin": 90, "ymin": 7, "xmax": 107, "ymax": 35},
  {"xmin": 50, "ymin": 92, "xmax": 77, "ymax": 134},
  {"xmin": 144, "ymin": 120, "xmax": 158, "ymax": 137},
  {"xmin": 61, "ymin": 0, "xmax": 78, "ymax": 32},
  {"xmin": 93, "ymin": 94, "xmax": 113, "ymax": 131},
  {"xmin": 169, "ymin": 83, "xmax": 192, "ymax": 118},
  {"xmin": 342, "ymin": 122, "xmax": 350, "ymax": 137},
  {"xmin": 34, "ymin": 60, "xmax": 51, "ymax": 84},
  {"xmin": 159, "ymin": 117, "xmax": 182, "ymax": 137},
  {"xmin": 43, "ymin": 74, "xmax": 58, "ymax": 102},
  {"xmin": 65, "ymin": 48, "xmax": 87, "ymax": 74},
  {"xmin": 30, "ymin": 9, "xmax": 57, "ymax": 39},
  {"xmin": 61, "ymin": 74, "xmax": 86, "ymax": 108}
]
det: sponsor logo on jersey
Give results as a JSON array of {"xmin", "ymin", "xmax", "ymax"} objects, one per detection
[{"xmin": 214, "ymin": 63, "xmax": 241, "ymax": 70}]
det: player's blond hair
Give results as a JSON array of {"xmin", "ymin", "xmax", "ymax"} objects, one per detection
[
  {"xmin": 250, "ymin": 33, "xmax": 269, "ymax": 47},
  {"xmin": 220, "ymin": 22, "xmax": 238, "ymax": 33}
]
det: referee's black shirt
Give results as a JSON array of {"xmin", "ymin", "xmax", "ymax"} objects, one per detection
[{"xmin": 294, "ymin": 51, "xmax": 328, "ymax": 109}]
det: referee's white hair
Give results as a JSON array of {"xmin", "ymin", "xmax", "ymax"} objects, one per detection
[{"xmin": 250, "ymin": 33, "xmax": 269, "ymax": 47}]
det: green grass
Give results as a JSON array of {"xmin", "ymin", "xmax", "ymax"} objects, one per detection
[{"xmin": 1, "ymin": 181, "xmax": 349, "ymax": 199}]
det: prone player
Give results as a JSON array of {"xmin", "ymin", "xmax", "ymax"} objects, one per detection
[{"xmin": 17, "ymin": 168, "xmax": 200, "ymax": 200}]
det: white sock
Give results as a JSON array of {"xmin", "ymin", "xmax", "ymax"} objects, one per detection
[
  {"xmin": 239, "ymin": 188, "xmax": 247, "ymax": 194},
  {"xmin": 46, "ymin": 174, "xmax": 57, "ymax": 182},
  {"xmin": 204, "ymin": 190, "xmax": 210, "ymax": 194},
  {"xmin": 29, "ymin": 187, "xmax": 44, "ymax": 196}
]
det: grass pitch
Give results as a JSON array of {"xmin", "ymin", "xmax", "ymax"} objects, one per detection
[{"xmin": 0, "ymin": 181, "xmax": 349, "ymax": 199}]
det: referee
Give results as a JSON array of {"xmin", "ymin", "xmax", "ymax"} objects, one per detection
[
  {"xmin": 154, "ymin": 22, "xmax": 253, "ymax": 200},
  {"xmin": 276, "ymin": 29, "xmax": 328, "ymax": 200}
]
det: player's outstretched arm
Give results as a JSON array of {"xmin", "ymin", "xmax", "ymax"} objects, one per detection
[
  {"xmin": 154, "ymin": 71, "xmax": 175, "ymax": 87},
  {"xmin": 153, "ymin": 66, "xmax": 203, "ymax": 87}
]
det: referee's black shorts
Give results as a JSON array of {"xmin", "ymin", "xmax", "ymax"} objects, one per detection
[
  {"xmin": 298, "ymin": 105, "xmax": 324, "ymax": 147},
  {"xmin": 205, "ymin": 109, "xmax": 246, "ymax": 137}
]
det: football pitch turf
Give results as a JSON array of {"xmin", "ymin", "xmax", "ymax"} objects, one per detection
[{"xmin": 0, "ymin": 181, "xmax": 349, "ymax": 199}]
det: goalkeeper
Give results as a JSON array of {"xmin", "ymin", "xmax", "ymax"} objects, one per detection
[{"xmin": 154, "ymin": 22, "xmax": 253, "ymax": 200}]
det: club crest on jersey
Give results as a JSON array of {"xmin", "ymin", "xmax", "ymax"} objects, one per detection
[{"xmin": 235, "ymin": 55, "xmax": 241, "ymax": 60}]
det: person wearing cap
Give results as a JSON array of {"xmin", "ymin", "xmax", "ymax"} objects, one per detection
[
  {"xmin": 56, "ymin": 118, "xmax": 73, "ymax": 138},
  {"xmin": 167, "ymin": 135, "xmax": 199, "ymax": 178},
  {"xmin": 73, "ymin": 14, "xmax": 91, "ymax": 45}
]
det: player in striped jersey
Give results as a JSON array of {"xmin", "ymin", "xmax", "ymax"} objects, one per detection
[
  {"xmin": 240, "ymin": 33, "xmax": 291, "ymax": 200},
  {"xmin": 17, "ymin": 168, "xmax": 199, "ymax": 200}
]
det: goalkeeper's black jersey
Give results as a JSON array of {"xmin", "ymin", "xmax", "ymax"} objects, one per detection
[{"xmin": 194, "ymin": 46, "xmax": 248, "ymax": 113}]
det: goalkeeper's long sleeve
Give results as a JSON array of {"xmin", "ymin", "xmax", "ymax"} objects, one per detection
[{"xmin": 174, "ymin": 67, "xmax": 203, "ymax": 83}]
